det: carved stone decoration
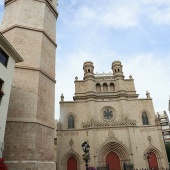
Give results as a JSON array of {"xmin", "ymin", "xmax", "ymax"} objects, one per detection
[
  {"xmin": 81, "ymin": 117, "xmax": 137, "ymax": 129},
  {"xmin": 69, "ymin": 138, "xmax": 74, "ymax": 147},
  {"xmin": 108, "ymin": 130, "xmax": 115, "ymax": 139},
  {"xmin": 148, "ymin": 136, "xmax": 151, "ymax": 143}
]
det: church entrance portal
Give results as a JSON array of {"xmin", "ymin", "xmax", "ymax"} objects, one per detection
[
  {"xmin": 148, "ymin": 152, "xmax": 158, "ymax": 170},
  {"xmin": 67, "ymin": 157, "xmax": 77, "ymax": 170},
  {"xmin": 106, "ymin": 152, "xmax": 121, "ymax": 170}
]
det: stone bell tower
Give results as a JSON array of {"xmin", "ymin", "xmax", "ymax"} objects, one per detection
[
  {"xmin": 112, "ymin": 60, "xmax": 124, "ymax": 80},
  {"xmin": 0, "ymin": 0, "xmax": 58, "ymax": 169}
]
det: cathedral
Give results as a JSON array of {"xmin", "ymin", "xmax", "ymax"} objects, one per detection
[
  {"xmin": 57, "ymin": 61, "xmax": 169, "ymax": 170},
  {"xmin": 0, "ymin": 0, "xmax": 169, "ymax": 170}
]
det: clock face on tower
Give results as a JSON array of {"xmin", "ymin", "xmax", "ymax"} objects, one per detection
[{"xmin": 103, "ymin": 109, "xmax": 113, "ymax": 120}]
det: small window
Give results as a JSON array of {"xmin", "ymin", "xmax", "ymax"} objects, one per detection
[
  {"xmin": 142, "ymin": 112, "xmax": 149, "ymax": 125},
  {"xmin": 88, "ymin": 69, "xmax": 90, "ymax": 72},
  {"xmin": 0, "ymin": 47, "xmax": 9, "ymax": 67},
  {"xmin": 68, "ymin": 115, "xmax": 74, "ymax": 129}
]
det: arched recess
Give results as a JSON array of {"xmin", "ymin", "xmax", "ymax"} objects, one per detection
[
  {"xmin": 68, "ymin": 115, "xmax": 74, "ymax": 129},
  {"xmin": 142, "ymin": 112, "xmax": 149, "ymax": 125},
  {"xmin": 103, "ymin": 83, "xmax": 108, "ymax": 92},
  {"xmin": 61, "ymin": 150, "xmax": 82, "ymax": 170},
  {"xmin": 110, "ymin": 83, "xmax": 115, "ymax": 91},
  {"xmin": 97, "ymin": 141, "xmax": 130, "ymax": 168},
  {"xmin": 96, "ymin": 83, "xmax": 101, "ymax": 92},
  {"xmin": 144, "ymin": 146, "xmax": 162, "ymax": 169},
  {"xmin": 139, "ymin": 110, "xmax": 151, "ymax": 125},
  {"xmin": 139, "ymin": 110, "xmax": 151, "ymax": 119},
  {"xmin": 66, "ymin": 112, "xmax": 77, "ymax": 129}
]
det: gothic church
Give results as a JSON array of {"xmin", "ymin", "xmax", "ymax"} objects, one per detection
[
  {"xmin": 0, "ymin": 0, "xmax": 168, "ymax": 170},
  {"xmin": 57, "ymin": 61, "xmax": 169, "ymax": 170}
]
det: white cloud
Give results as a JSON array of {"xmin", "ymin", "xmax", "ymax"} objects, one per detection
[
  {"xmin": 149, "ymin": 7, "xmax": 170, "ymax": 25},
  {"xmin": 71, "ymin": 1, "xmax": 140, "ymax": 29},
  {"xmin": 73, "ymin": 6, "xmax": 97, "ymax": 27},
  {"xmin": 64, "ymin": 0, "xmax": 170, "ymax": 30},
  {"xmin": 100, "ymin": 3, "xmax": 140, "ymax": 29}
]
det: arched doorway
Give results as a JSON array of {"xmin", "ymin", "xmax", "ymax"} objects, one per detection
[
  {"xmin": 148, "ymin": 152, "xmax": 158, "ymax": 170},
  {"xmin": 106, "ymin": 152, "xmax": 121, "ymax": 170},
  {"xmin": 67, "ymin": 157, "xmax": 77, "ymax": 170},
  {"xmin": 98, "ymin": 141, "xmax": 130, "ymax": 168}
]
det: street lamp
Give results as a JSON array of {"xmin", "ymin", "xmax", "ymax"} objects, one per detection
[{"xmin": 81, "ymin": 141, "xmax": 90, "ymax": 170}]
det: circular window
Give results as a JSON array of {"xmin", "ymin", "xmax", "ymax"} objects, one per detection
[{"xmin": 101, "ymin": 107, "xmax": 116, "ymax": 121}]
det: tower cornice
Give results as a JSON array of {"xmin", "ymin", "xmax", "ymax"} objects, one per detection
[
  {"xmin": 5, "ymin": 0, "xmax": 58, "ymax": 18},
  {"xmin": 15, "ymin": 65, "xmax": 56, "ymax": 83},
  {"xmin": 0, "ymin": 24, "xmax": 57, "ymax": 47}
]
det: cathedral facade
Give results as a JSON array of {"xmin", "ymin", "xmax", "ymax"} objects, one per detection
[{"xmin": 57, "ymin": 61, "xmax": 169, "ymax": 170}]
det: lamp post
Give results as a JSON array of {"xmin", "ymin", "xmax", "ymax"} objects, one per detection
[{"xmin": 81, "ymin": 141, "xmax": 90, "ymax": 170}]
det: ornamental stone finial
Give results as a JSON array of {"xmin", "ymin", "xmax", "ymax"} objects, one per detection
[
  {"xmin": 60, "ymin": 93, "xmax": 64, "ymax": 102},
  {"xmin": 69, "ymin": 138, "xmax": 74, "ymax": 147},
  {"xmin": 146, "ymin": 91, "xmax": 151, "ymax": 99},
  {"xmin": 75, "ymin": 76, "xmax": 78, "ymax": 81},
  {"xmin": 129, "ymin": 74, "xmax": 133, "ymax": 79}
]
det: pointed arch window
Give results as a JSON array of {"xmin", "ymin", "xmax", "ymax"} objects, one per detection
[
  {"xmin": 142, "ymin": 112, "xmax": 149, "ymax": 125},
  {"xmin": 68, "ymin": 115, "xmax": 74, "ymax": 129}
]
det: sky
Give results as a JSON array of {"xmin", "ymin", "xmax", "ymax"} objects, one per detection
[{"xmin": 0, "ymin": 0, "xmax": 170, "ymax": 119}]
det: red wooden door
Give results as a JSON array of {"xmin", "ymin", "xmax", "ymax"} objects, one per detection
[
  {"xmin": 149, "ymin": 152, "xmax": 158, "ymax": 170},
  {"xmin": 106, "ymin": 152, "xmax": 121, "ymax": 170},
  {"xmin": 67, "ymin": 157, "xmax": 77, "ymax": 170}
]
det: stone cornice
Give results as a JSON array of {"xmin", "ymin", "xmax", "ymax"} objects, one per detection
[
  {"xmin": 4, "ymin": 0, "xmax": 16, "ymax": 6},
  {"xmin": 73, "ymin": 92, "xmax": 138, "ymax": 101},
  {"xmin": 5, "ymin": 0, "xmax": 58, "ymax": 18},
  {"xmin": 1, "ymin": 25, "xmax": 57, "ymax": 47},
  {"xmin": 81, "ymin": 118, "xmax": 137, "ymax": 129},
  {"xmin": 6, "ymin": 118, "xmax": 55, "ymax": 129},
  {"xmin": 34, "ymin": 0, "xmax": 58, "ymax": 18},
  {"xmin": 15, "ymin": 65, "xmax": 56, "ymax": 83},
  {"xmin": 57, "ymin": 124, "xmax": 161, "ymax": 132}
]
